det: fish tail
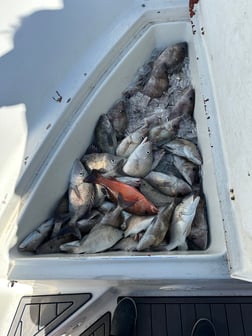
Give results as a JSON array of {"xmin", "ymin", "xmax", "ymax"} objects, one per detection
[{"xmin": 84, "ymin": 169, "xmax": 100, "ymax": 183}]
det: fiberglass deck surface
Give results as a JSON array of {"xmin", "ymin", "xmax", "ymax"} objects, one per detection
[
  {"xmin": 131, "ymin": 296, "xmax": 252, "ymax": 336},
  {"xmin": 8, "ymin": 295, "xmax": 252, "ymax": 335}
]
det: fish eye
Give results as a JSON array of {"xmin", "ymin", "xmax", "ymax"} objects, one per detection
[
  {"xmin": 111, "ymin": 159, "xmax": 115, "ymax": 163},
  {"xmin": 79, "ymin": 171, "xmax": 84, "ymax": 176}
]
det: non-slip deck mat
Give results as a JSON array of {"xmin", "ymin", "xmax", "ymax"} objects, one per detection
[
  {"xmin": 129, "ymin": 296, "xmax": 252, "ymax": 336},
  {"xmin": 8, "ymin": 293, "xmax": 91, "ymax": 336},
  {"xmin": 80, "ymin": 312, "xmax": 111, "ymax": 336}
]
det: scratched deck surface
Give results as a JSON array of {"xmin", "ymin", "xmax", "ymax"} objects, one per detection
[{"xmin": 130, "ymin": 296, "xmax": 252, "ymax": 336}]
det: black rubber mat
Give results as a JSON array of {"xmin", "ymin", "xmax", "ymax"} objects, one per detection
[
  {"xmin": 80, "ymin": 312, "xmax": 111, "ymax": 336},
  {"xmin": 8, "ymin": 293, "xmax": 91, "ymax": 336},
  {"xmin": 129, "ymin": 296, "xmax": 252, "ymax": 336}
]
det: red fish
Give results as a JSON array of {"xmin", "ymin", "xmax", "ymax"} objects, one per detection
[{"xmin": 84, "ymin": 170, "xmax": 158, "ymax": 215}]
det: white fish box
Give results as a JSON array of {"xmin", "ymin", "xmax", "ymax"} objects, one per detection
[{"xmin": 1, "ymin": 0, "xmax": 251, "ymax": 283}]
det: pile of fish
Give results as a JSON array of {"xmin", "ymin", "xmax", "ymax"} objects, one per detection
[{"xmin": 19, "ymin": 41, "xmax": 209, "ymax": 255}]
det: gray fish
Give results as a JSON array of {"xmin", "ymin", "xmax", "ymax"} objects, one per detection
[
  {"xmin": 137, "ymin": 200, "xmax": 176, "ymax": 251},
  {"xmin": 60, "ymin": 225, "xmax": 124, "ymax": 254},
  {"xmin": 151, "ymin": 148, "xmax": 166, "ymax": 171},
  {"xmin": 143, "ymin": 110, "xmax": 169, "ymax": 127},
  {"xmin": 50, "ymin": 214, "xmax": 71, "ymax": 238},
  {"xmin": 165, "ymin": 194, "xmax": 200, "ymax": 251},
  {"xmin": 98, "ymin": 201, "xmax": 116, "ymax": 214},
  {"xmin": 177, "ymin": 117, "xmax": 198, "ymax": 141},
  {"xmin": 145, "ymin": 171, "xmax": 191, "ymax": 197},
  {"xmin": 53, "ymin": 192, "xmax": 69, "ymax": 217},
  {"xmin": 81, "ymin": 153, "xmax": 125, "ymax": 176},
  {"xmin": 157, "ymin": 42, "xmax": 187, "ymax": 74},
  {"xmin": 18, "ymin": 218, "xmax": 54, "ymax": 252},
  {"xmin": 77, "ymin": 210, "xmax": 102, "ymax": 235},
  {"xmin": 93, "ymin": 184, "xmax": 107, "ymax": 207},
  {"xmin": 142, "ymin": 42, "xmax": 187, "ymax": 99},
  {"xmin": 68, "ymin": 159, "xmax": 95, "ymax": 225},
  {"xmin": 98, "ymin": 193, "xmax": 132, "ymax": 228},
  {"xmin": 95, "ymin": 114, "xmax": 117, "ymax": 154},
  {"xmin": 188, "ymin": 198, "xmax": 208, "ymax": 250},
  {"xmin": 148, "ymin": 116, "xmax": 181, "ymax": 145},
  {"xmin": 122, "ymin": 137, "xmax": 153, "ymax": 177},
  {"xmin": 124, "ymin": 214, "xmax": 155, "ymax": 237},
  {"xmin": 110, "ymin": 237, "xmax": 138, "ymax": 251},
  {"xmin": 164, "ymin": 138, "xmax": 202, "ymax": 165},
  {"xmin": 36, "ymin": 226, "xmax": 80, "ymax": 254},
  {"xmin": 142, "ymin": 62, "xmax": 169, "ymax": 99},
  {"xmin": 173, "ymin": 155, "xmax": 198, "ymax": 186},
  {"xmin": 139, "ymin": 179, "xmax": 175, "ymax": 207},
  {"xmin": 169, "ymin": 87, "xmax": 195, "ymax": 119},
  {"xmin": 107, "ymin": 99, "xmax": 128, "ymax": 139},
  {"xmin": 116, "ymin": 126, "xmax": 149, "ymax": 157},
  {"xmin": 115, "ymin": 176, "xmax": 141, "ymax": 187}
]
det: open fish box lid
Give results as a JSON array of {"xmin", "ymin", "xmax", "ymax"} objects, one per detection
[
  {"xmin": 0, "ymin": 0, "xmax": 252, "ymax": 283},
  {"xmin": 191, "ymin": 0, "xmax": 252, "ymax": 282}
]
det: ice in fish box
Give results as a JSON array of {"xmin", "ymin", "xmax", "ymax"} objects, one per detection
[{"xmin": 19, "ymin": 40, "xmax": 210, "ymax": 255}]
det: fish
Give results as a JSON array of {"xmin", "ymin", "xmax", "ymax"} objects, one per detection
[
  {"xmin": 139, "ymin": 179, "xmax": 175, "ymax": 207},
  {"xmin": 169, "ymin": 87, "xmax": 195, "ymax": 120},
  {"xmin": 50, "ymin": 214, "xmax": 71, "ymax": 238},
  {"xmin": 36, "ymin": 226, "xmax": 82, "ymax": 254},
  {"xmin": 107, "ymin": 99, "xmax": 128, "ymax": 139},
  {"xmin": 124, "ymin": 214, "xmax": 155, "ymax": 237},
  {"xmin": 18, "ymin": 219, "xmax": 54, "ymax": 252},
  {"xmin": 157, "ymin": 42, "xmax": 188, "ymax": 74},
  {"xmin": 94, "ymin": 114, "xmax": 117, "ymax": 154},
  {"xmin": 76, "ymin": 210, "xmax": 102, "ymax": 235},
  {"xmin": 177, "ymin": 117, "xmax": 198, "ymax": 141},
  {"xmin": 116, "ymin": 126, "xmax": 149, "ymax": 157},
  {"xmin": 68, "ymin": 159, "xmax": 95, "ymax": 226},
  {"xmin": 110, "ymin": 237, "xmax": 138, "ymax": 251},
  {"xmin": 142, "ymin": 63, "xmax": 169, "ymax": 98},
  {"xmin": 93, "ymin": 184, "xmax": 107, "ymax": 207},
  {"xmin": 122, "ymin": 137, "xmax": 153, "ymax": 177},
  {"xmin": 84, "ymin": 169, "xmax": 158, "ymax": 215},
  {"xmin": 142, "ymin": 42, "xmax": 187, "ymax": 99},
  {"xmin": 137, "ymin": 200, "xmax": 176, "ymax": 250},
  {"xmin": 148, "ymin": 116, "xmax": 181, "ymax": 144},
  {"xmin": 173, "ymin": 155, "xmax": 198, "ymax": 186},
  {"xmin": 144, "ymin": 171, "xmax": 192, "ymax": 197},
  {"xmin": 164, "ymin": 138, "xmax": 202, "ymax": 165},
  {"xmin": 143, "ymin": 109, "xmax": 170, "ymax": 127},
  {"xmin": 81, "ymin": 152, "xmax": 125, "ymax": 176},
  {"xmin": 60, "ymin": 224, "xmax": 124, "ymax": 254},
  {"xmin": 53, "ymin": 192, "xmax": 69, "ymax": 218},
  {"xmin": 98, "ymin": 200, "xmax": 116, "ymax": 214},
  {"xmin": 187, "ymin": 197, "xmax": 208, "ymax": 250},
  {"xmin": 165, "ymin": 194, "xmax": 200, "ymax": 251},
  {"xmin": 98, "ymin": 193, "xmax": 133, "ymax": 228},
  {"xmin": 115, "ymin": 176, "xmax": 141, "ymax": 187}
]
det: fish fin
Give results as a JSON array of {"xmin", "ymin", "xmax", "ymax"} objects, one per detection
[
  {"xmin": 69, "ymin": 185, "xmax": 82, "ymax": 200},
  {"xmin": 84, "ymin": 169, "xmax": 100, "ymax": 183},
  {"xmin": 60, "ymin": 240, "xmax": 81, "ymax": 253},
  {"xmin": 151, "ymin": 149, "xmax": 165, "ymax": 170},
  {"xmin": 107, "ymin": 133, "xmax": 116, "ymax": 147},
  {"xmin": 117, "ymin": 192, "xmax": 135, "ymax": 210},
  {"xmin": 62, "ymin": 223, "xmax": 82, "ymax": 240},
  {"xmin": 137, "ymin": 234, "xmax": 156, "ymax": 251},
  {"xmin": 177, "ymin": 241, "xmax": 188, "ymax": 250}
]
